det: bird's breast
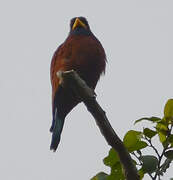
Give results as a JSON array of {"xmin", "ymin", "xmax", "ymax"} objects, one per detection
[
  {"xmin": 61, "ymin": 35, "xmax": 105, "ymax": 88},
  {"xmin": 51, "ymin": 35, "xmax": 106, "ymax": 95},
  {"xmin": 62, "ymin": 36, "xmax": 104, "ymax": 69}
]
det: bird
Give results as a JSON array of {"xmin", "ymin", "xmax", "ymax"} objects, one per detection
[{"xmin": 50, "ymin": 16, "xmax": 106, "ymax": 151}]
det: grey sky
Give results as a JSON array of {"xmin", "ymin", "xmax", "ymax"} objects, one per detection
[{"xmin": 0, "ymin": 0, "xmax": 172, "ymax": 179}]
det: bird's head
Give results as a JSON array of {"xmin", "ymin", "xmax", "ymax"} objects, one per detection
[{"xmin": 69, "ymin": 17, "xmax": 92, "ymax": 35}]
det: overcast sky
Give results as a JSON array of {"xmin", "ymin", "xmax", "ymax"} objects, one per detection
[{"xmin": 0, "ymin": 0, "xmax": 173, "ymax": 179}]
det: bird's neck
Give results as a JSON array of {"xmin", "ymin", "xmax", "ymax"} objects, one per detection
[{"xmin": 70, "ymin": 28, "xmax": 92, "ymax": 36}]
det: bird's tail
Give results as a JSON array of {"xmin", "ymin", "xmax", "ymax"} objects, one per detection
[{"xmin": 50, "ymin": 109, "xmax": 65, "ymax": 151}]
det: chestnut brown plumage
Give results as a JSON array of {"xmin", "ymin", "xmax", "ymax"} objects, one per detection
[{"xmin": 50, "ymin": 17, "xmax": 106, "ymax": 151}]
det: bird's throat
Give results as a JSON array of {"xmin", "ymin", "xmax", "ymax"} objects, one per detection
[{"xmin": 70, "ymin": 28, "xmax": 91, "ymax": 36}]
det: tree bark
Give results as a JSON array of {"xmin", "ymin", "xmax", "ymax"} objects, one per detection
[{"xmin": 57, "ymin": 70, "xmax": 139, "ymax": 180}]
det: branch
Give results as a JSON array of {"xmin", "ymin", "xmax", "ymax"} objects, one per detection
[
  {"xmin": 57, "ymin": 70, "xmax": 139, "ymax": 180},
  {"xmin": 145, "ymin": 137, "xmax": 160, "ymax": 158}
]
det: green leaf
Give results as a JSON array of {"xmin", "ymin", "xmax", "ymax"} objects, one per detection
[
  {"xmin": 134, "ymin": 117, "xmax": 161, "ymax": 124},
  {"xmin": 168, "ymin": 135, "xmax": 173, "ymax": 143},
  {"xmin": 107, "ymin": 162, "xmax": 125, "ymax": 180},
  {"xmin": 168, "ymin": 135, "xmax": 173, "ymax": 147},
  {"xmin": 128, "ymin": 141, "xmax": 148, "ymax": 152},
  {"xmin": 143, "ymin": 128, "xmax": 157, "ymax": 138},
  {"xmin": 141, "ymin": 155, "xmax": 159, "ymax": 174},
  {"xmin": 164, "ymin": 99, "xmax": 173, "ymax": 118},
  {"xmin": 103, "ymin": 148, "xmax": 120, "ymax": 167},
  {"xmin": 123, "ymin": 130, "xmax": 147, "ymax": 152},
  {"xmin": 164, "ymin": 150, "xmax": 173, "ymax": 160},
  {"xmin": 91, "ymin": 172, "xmax": 108, "ymax": 180},
  {"xmin": 106, "ymin": 174, "xmax": 117, "ymax": 180},
  {"xmin": 156, "ymin": 122, "xmax": 168, "ymax": 143},
  {"xmin": 103, "ymin": 150, "xmax": 125, "ymax": 180},
  {"xmin": 123, "ymin": 130, "xmax": 142, "ymax": 147},
  {"xmin": 138, "ymin": 168, "xmax": 145, "ymax": 180},
  {"xmin": 107, "ymin": 173, "xmax": 124, "ymax": 180},
  {"xmin": 162, "ymin": 140, "xmax": 170, "ymax": 150},
  {"xmin": 160, "ymin": 158, "xmax": 172, "ymax": 173},
  {"xmin": 156, "ymin": 122, "xmax": 168, "ymax": 133},
  {"xmin": 158, "ymin": 132, "xmax": 167, "ymax": 143}
]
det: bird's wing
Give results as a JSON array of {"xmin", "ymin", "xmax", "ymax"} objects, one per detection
[{"xmin": 50, "ymin": 44, "xmax": 66, "ymax": 101}]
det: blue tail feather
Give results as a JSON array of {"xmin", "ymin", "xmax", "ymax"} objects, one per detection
[
  {"xmin": 50, "ymin": 86, "xmax": 79, "ymax": 151},
  {"xmin": 50, "ymin": 109, "xmax": 65, "ymax": 151}
]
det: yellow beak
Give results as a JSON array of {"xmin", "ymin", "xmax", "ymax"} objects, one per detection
[{"xmin": 72, "ymin": 18, "xmax": 87, "ymax": 30}]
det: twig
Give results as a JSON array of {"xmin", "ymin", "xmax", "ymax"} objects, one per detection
[
  {"xmin": 131, "ymin": 152, "xmax": 142, "ymax": 166},
  {"xmin": 132, "ymin": 151, "xmax": 155, "ymax": 179},
  {"xmin": 152, "ymin": 124, "xmax": 173, "ymax": 179},
  {"xmin": 57, "ymin": 70, "xmax": 140, "ymax": 180},
  {"xmin": 145, "ymin": 137, "xmax": 160, "ymax": 158}
]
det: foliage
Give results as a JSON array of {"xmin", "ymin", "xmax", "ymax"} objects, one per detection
[
  {"xmin": 91, "ymin": 99, "xmax": 173, "ymax": 180},
  {"xmin": 91, "ymin": 172, "xmax": 108, "ymax": 180}
]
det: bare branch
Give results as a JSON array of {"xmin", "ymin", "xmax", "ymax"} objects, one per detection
[{"xmin": 57, "ymin": 70, "xmax": 139, "ymax": 180}]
